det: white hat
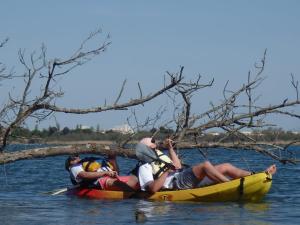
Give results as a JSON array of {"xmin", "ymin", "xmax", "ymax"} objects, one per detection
[{"xmin": 140, "ymin": 137, "xmax": 156, "ymax": 149}]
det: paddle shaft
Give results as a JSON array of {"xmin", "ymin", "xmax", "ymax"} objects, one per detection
[{"xmin": 49, "ymin": 184, "xmax": 80, "ymax": 195}]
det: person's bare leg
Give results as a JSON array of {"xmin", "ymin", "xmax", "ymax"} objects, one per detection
[
  {"xmin": 192, "ymin": 161, "xmax": 230, "ymax": 183},
  {"xmin": 214, "ymin": 163, "xmax": 277, "ymax": 179},
  {"xmin": 105, "ymin": 178, "xmax": 135, "ymax": 191},
  {"xmin": 126, "ymin": 175, "xmax": 139, "ymax": 190},
  {"xmin": 214, "ymin": 163, "xmax": 251, "ymax": 179}
]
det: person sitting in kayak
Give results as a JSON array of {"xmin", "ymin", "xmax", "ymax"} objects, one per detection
[
  {"xmin": 65, "ymin": 154, "xmax": 139, "ymax": 191},
  {"xmin": 137, "ymin": 137, "xmax": 277, "ymax": 193}
]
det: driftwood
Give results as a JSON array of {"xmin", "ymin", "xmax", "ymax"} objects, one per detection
[
  {"xmin": 0, "ymin": 144, "xmax": 136, "ymax": 164},
  {"xmin": 1, "ymin": 140, "xmax": 299, "ymax": 165}
]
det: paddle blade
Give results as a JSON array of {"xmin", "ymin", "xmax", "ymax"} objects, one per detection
[
  {"xmin": 44, "ymin": 184, "xmax": 80, "ymax": 196},
  {"xmin": 51, "ymin": 188, "xmax": 68, "ymax": 195}
]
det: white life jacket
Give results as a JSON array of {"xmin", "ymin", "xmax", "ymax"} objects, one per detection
[{"xmin": 151, "ymin": 150, "xmax": 173, "ymax": 179}]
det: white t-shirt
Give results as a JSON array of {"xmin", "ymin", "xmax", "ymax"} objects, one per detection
[
  {"xmin": 70, "ymin": 164, "xmax": 84, "ymax": 183},
  {"xmin": 138, "ymin": 163, "xmax": 176, "ymax": 191}
]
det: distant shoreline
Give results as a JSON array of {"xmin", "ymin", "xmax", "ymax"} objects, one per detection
[
  {"xmin": 43, "ymin": 140, "xmax": 299, "ymax": 147},
  {"xmin": 45, "ymin": 140, "xmax": 116, "ymax": 145}
]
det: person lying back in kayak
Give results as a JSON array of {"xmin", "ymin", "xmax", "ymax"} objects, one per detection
[
  {"xmin": 65, "ymin": 154, "xmax": 139, "ymax": 191},
  {"xmin": 137, "ymin": 137, "xmax": 277, "ymax": 193}
]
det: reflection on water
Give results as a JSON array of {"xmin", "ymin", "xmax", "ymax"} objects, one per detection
[
  {"xmin": 135, "ymin": 200, "xmax": 173, "ymax": 218},
  {"xmin": 1, "ymin": 145, "xmax": 300, "ymax": 225},
  {"xmin": 243, "ymin": 202, "xmax": 270, "ymax": 213},
  {"xmin": 132, "ymin": 200, "xmax": 274, "ymax": 225}
]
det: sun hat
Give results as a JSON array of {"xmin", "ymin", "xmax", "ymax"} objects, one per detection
[{"xmin": 140, "ymin": 137, "xmax": 156, "ymax": 149}]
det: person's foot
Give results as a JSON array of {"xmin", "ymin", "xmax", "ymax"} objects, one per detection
[{"xmin": 265, "ymin": 164, "xmax": 277, "ymax": 175}]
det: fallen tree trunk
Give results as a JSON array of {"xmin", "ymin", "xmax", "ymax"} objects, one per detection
[
  {"xmin": 1, "ymin": 140, "xmax": 299, "ymax": 165},
  {"xmin": 0, "ymin": 144, "xmax": 137, "ymax": 164}
]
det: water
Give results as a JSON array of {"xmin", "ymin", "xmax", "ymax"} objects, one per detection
[{"xmin": 0, "ymin": 145, "xmax": 300, "ymax": 225}]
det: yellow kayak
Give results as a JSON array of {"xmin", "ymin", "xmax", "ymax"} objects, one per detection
[{"xmin": 67, "ymin": 172, "xmax": 272, "ymax": 202}]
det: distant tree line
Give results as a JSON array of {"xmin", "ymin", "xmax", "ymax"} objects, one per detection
[
  {"xmin": 8, "ymin": 124, "xmax": 172, "ymax": 143},
  {"xmin": 9, "ymin": 125, "xmax": 300, "ymax": 144}
]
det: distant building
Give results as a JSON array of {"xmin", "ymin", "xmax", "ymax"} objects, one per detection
[
  {"xmin": 112, "ymin": 124, "xmax": 134, "ymax": 134},
  {"xmin": 241, "ymin": 131, "xmax": 253, "ymax": 135},
  {"xmin": 80, "ymin": 125, "xmax": 91, "ymax": 130},
  {"xmin": 208, "ymin": 132, "xmax": 220, "ymax": 136}
]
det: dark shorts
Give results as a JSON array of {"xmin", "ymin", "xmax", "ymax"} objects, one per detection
[{"xmin": 172, "ymin": 167, "xmax": 199, "ymax": 190}]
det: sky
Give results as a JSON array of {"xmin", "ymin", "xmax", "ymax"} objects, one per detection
[{"xmin": 1, "ymin": 0, "xmax": 300, "ymax": 131}]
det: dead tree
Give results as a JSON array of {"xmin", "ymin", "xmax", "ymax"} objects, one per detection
[
  {"xmin": 117, "ymin": 50, "xmax": 299, "ymax": 164},
  {"xmin": 1, "ymin": 34, "xmax": 299, "ymax": 166},
  {"xmin": 0, "ymin": 31, "xmax": 198, "ymax": 164},
  {"xmin": 165, "ymin": 50, "xmax": 300, "ymax": 164}
]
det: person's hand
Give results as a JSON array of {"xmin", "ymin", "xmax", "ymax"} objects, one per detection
[
  {"xmin": 106, "ymin": 171, "xmax": 118, "ymax": 178},
  {"xmin": 164, "ymin": 138, "xmax": 174, "ymax": 148},
  {"xmin": 166, "ymin": 166, "xmax": 176, "ymax": 173}
]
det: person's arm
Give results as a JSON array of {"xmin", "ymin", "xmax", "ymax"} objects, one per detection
[
  {"xmin": 77, "ymin": 170, "xmax": 117, "ymax": 180},
  {"xmin": 146, "ymin": 170, "xmax": 170, "ymax": 193},
  {"xmin": 107, "ymin": 154, "xmax": 119, "ymax": 173},
  {"xmin": 139, "ymin": 163, "xmax": 170, "ymax": 193},
  {"xmin": 139, "ymin": 163, "xmax": 173, "ymax": 193},
  {"xmin": 166, "ymin": 139, "xmax": 182, "ymax": 169}
]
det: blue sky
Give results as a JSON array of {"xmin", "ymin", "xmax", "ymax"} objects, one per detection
[{"xmin": 1, "ymin": 1, "xmax": 300, "ymax": 130}]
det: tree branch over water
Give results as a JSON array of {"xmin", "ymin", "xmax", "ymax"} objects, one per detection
[
  {"xmin": 0, "ymin": 33, "xmax": 300, "ymax": 165},
  {"xmin": 0, "ymin": 30, "xmax": 193, "ymax": 152}
]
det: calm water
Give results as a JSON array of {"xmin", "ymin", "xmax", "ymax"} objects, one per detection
[{"xmin": 0, "ymin": 145, "xmax": 300, "ymax": 225}]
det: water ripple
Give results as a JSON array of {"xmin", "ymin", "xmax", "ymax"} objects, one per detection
[{"xmin": 1, "ymin": 145, "xmax": 300, "ymax": 224}]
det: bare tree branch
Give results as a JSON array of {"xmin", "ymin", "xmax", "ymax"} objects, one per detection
[
  {"xmin": 0, "ymin": 37, "xmax": 13, "ymax": 82},
  {"xmin": 1, "ymin": 36, "xmax": 299, "ymax": 166},
  {"xmin": 291, "ymin": 73, "xmax": 299, "ymax": 100},
  {"xmin": 114, "ymin": 79, "xmax": 127, "ymax": 105},
  {"xmin": 0, "ymin": 31, "xmax": 187, "ymax": 152},
  {"xmin": 0, "ymin": 144, "xmax": 136, "ymax": 164}
]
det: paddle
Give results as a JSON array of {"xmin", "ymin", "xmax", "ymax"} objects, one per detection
[{"xmin": 45, "ymin": 184, "xmax": 80, "ymax": 196}]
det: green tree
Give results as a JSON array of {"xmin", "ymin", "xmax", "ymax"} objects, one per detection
[
  {"xmin": 62, "ymin": 127, "xmax": 70, "ymax": 135},
  {"xmin": 48, "ymin": 126, "xmax": 58, "ymax": 136}
]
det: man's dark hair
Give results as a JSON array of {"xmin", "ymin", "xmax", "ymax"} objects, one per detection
[{"xmin": 65, "ymin": 154, "xmax": 79, "ymax": 171}]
